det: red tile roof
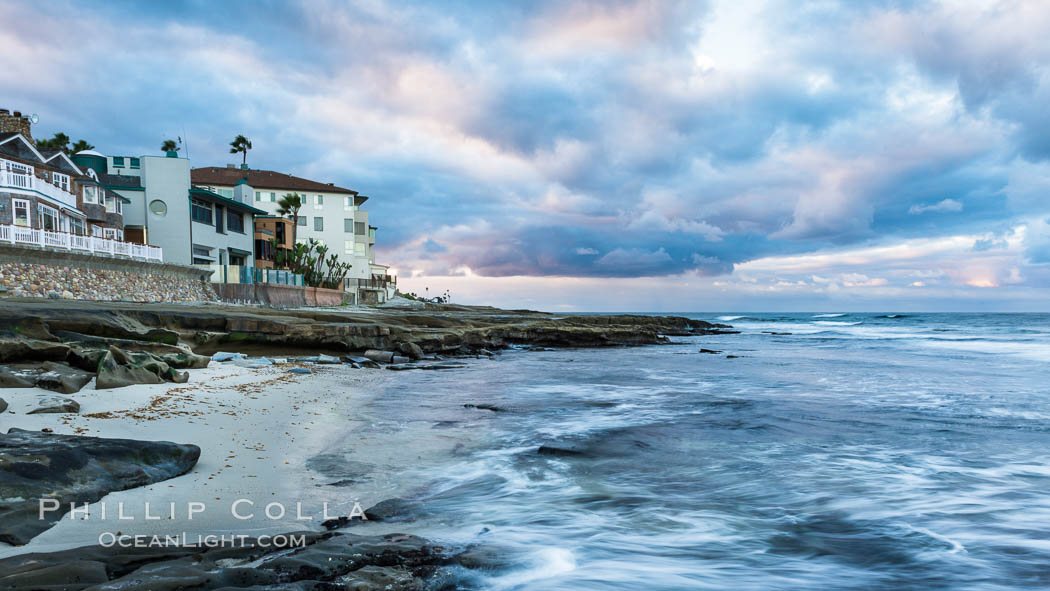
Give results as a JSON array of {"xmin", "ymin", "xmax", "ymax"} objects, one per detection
[{"xmin": 190, "ymin": 167, "xmax": 358, "ymax": 195}]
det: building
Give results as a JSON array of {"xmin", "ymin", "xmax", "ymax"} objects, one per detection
[
  {"xmin": 83, "ymin": 151, "xmax": 263, "ymax": 270},
  {"xmin": 253, "ymin": 215, "xmax": 295, "ymax": 269},
  {"xmin": 191, "ymin": 166, "xmax": 395, "ymax": 303},
  {"xmin": 0, "ymin": 109, "xmax": 154, "ymax": 260}
]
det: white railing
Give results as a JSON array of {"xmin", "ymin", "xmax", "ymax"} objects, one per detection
[
  {"xmin": 0, "ymin": 223, "xmax": 163, "ymax": 262},
  {"xmin": 0, "ymin": 159, "xmax": 79, "ymax": 209}
]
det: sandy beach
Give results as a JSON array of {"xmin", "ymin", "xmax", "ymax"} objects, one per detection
[{"xmin": 0, "ymin": 357, "xmax": 470, "ymax": 558}]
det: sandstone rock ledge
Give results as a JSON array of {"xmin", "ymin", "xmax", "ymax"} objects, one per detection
[{"xmin": 0, "ymin": 299, "xmax": 735, "ymax": 361}]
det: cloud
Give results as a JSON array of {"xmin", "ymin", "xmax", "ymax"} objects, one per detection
[
  {"xmin": 595, "ymin": 247, "xmax": 673, "ymax": 275},
  {"xmin": 6, "ymin": 0, "xmax": 1050, "ymax": 309},
  {"xmin": 909, "ymin": 198, "xmax": 964, "ymax": 215}
]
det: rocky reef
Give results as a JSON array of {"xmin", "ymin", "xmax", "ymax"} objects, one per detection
[
  {"xmin": 0, "ymin": 299, "xmax": 733, "ymax": 366},
  {"xmin": 0, "ymin": 530, "xmax": 479, "ymax": 590}
]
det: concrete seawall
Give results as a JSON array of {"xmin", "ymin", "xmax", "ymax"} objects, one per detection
[{"xmin": 211, "ymin": 283, "xmax": 344, "ymax": 307}]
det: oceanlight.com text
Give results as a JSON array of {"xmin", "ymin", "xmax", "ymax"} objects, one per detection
[{"xmin": 98, "ymin": 532, "xmax": 308, "ymax": 549}]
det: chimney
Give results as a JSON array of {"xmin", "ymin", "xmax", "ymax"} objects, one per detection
[
  {"xmin": 233, "ymin": 178, "xmax": 253, "ymax": 204},
  {"xmin": 0, "ymin": 108, "xmax": 32, "ymax": 142}
]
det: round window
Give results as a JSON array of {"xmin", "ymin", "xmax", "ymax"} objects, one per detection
[{"xmin": 149, "ymin": 200, "xmax": 167, "ymax": 216}]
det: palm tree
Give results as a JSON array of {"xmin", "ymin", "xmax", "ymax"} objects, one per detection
[
  {"xmin": 70, "ymin": 139, "xmax": 94, "ymax": 153},
  {"xmin": 229, "ymin": 134, "xmax": 252, "ymax": 166},
  {"xmin": 161, "ymin": 139, "xmax": 178, "ymax": 154},
  {"xmin": 275, "ymin": 192, "xmax": 303, "ymax": 249},
  {"xmin": 36, "ymin": 132, "xmax": 70, "ymax": 153}
]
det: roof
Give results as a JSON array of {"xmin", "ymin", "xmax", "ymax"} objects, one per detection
[
  {"xmin": 99, "ymin": 173, "xmax": 143, "ymax": 190},
  {"xmin": 189, "ymin": 187, "xmax": 268, "ymax": 215},
  {"xmin": 191, "ymin": 167, "xmax": 359, "ymax": 196}
]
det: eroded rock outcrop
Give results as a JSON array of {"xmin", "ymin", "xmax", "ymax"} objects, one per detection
[{"xmin": 0, "ymin": 429, "xmax": 201, "ymax": 545}]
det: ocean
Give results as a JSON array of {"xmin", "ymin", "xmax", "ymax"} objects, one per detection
[{"xmin": 320, "ymin": 313, "xmax": 1050, "ymax": 590}]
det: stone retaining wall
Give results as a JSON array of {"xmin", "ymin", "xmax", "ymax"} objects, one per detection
[{"xmin": 0, "ymin": 244, "xmax": 215, "ymax": 302}]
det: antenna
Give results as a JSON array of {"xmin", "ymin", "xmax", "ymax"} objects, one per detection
[{"xmin": 29, "ymin": 114, "xmax": 39, "ymax": 124}]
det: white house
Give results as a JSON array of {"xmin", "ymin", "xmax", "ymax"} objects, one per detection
[{"xmin": 190, "ymin": 166, "xmax": 395, "ymax": 303}]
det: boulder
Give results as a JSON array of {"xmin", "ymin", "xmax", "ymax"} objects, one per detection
[
  {"xmin": 153, "ymin": 350, "xmax": 211, "ymax": 369},
  {"xmin": 288, "ymin": 367, "xmax": 313, "ymax": 374},
  {"xmin": 66, "ymin": 347, "xmax": 107, "ymax": 372},
  {"xmin": 34, "ymin": 361, "xmax": 94, "ymax": 394},
  {"xmin": 0, "ymin": 397, "xmax": 6, "ymax": 413},
  {"xmin": 0, "ymin": 336, "xmax": 70, "ymax": 363},
  {"xmin": 27, "ymin": 395, "xmax": 80, "ymax": 414},
  {"xmin": 420, "ymin": 363, "xmax": 466, "ymax": 370},
  {"xmin": 232, "ymin": 357, "xmax": 273, "ymax": 369},
  {"xmin": 536, "ymin": 445, "xmax": 585, "ymax": 457},
  {"xmin": 391, "ymin": 355, "xmax": 412, "ymax": 364},
  {"xmin": 0, "ymin": 429, "xmax": 200, "ymax": 545},
  {"xmin": 0, "ymin": 366, "xmax": 36, "ymax": 388},
  {"xmin": 316, "ymin": 354, "xmax": 341, "ymax": 364},
  {"xmin": 95, "ymin": 346, "xmax": 187, "ymax": 389},
  {"xmin": 211, "ymin": 351, "xmax": 245, "ymax": 362},
  {"xmin": 342, "ymin": 355, "xmax": 380, "ymax": 368},
  {"xmin": 397, "ymin": 342, "xmax": 424, "ymax": 360},
  {"xmin": 364, "ymin": 349, "xmax": 396, "ymax": 363}
]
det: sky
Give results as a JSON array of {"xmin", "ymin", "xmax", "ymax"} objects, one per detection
[{"xmin": 3, "ymin": 0, "xmax": 1050, "ymax": 311}]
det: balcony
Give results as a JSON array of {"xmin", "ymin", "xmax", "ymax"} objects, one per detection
[
  {"xmin": 0, "ymin": 224, "xmax": 163, "ymax": 262},
  {"xmin": 347, "ymin": 274, "xmax": 397, "ymax": 291},
  {"xmin": 0, "ymin": 159, "xmax": 79, "ymax": 209}
]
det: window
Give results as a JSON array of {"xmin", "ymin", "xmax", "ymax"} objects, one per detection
[
  {"xmin": 112, "ymin": 157, "xmax": 124, "ymax": 168},
  {"xmin": 344, "ymin": 218, "xmax": 354, "ymax": 232},
  {"xmin": 218, "ymin": 188, "xmax": 234, "ymax": 199},
  {"xmin": 354, "ymin": 242, "xmax": 366, "ymax": 256},
  {"xmin": 103, "ymin": 228, "xmax": 122, "ymax": 240},
  {"xmin": 355, "ymin": 222, "xmax": 366, "ymax": 235},
  {"xmin": 344, "ymin": 240, "xmax": 354, "ymax": 254},
  {"xmin": 38, "ymin": 204, "xmax": 59, "ymax": 231},
  {"xmin": 129, "ymin": 158, "xmax": 140, "ymax": 169},
  {"xmin": 270, "ymin": 192, "xmax": 276, "ymax": 202},
  {"xmin": 105, "ymin": 195, "xmax": 123, "ymax": 214},
  {"xmin": 53, "ymin": 172, "xmax": 70, "ymax": 192},
  {"xmin": 12, "ymin": 199, "xmax": 30, "ymax": 226},
  {"xmin": 227, "ymin": 210, "xmax": 244, "ymax": 233},
  {"xmin": 5, "ymin": 161, "xmax": 32, "ymax": 188},
  {"xmin": 192, "ymin": 245, "xmax": 213, "ymax": 265},
  {"xmin": 314, "ymin": 194, "xmax": 324, "ymax": 209},
  {"xmin": 314, "ymin": 217, "xmax": 324, "ymax": 231},
  {"xmin": 91, "ymin": 225, "xmax": 103, "ymax": 237},
  {"xmin": 70, "ymin": 218, "xmax": 86, "ymax": 236},
  {"xmin": 82, "ymin": 185, "xmax": 98, "ymax": 204},
  {"xmin": 255, "ymin": 191, "xmax": 261, "ymax": 202},
  {"xmin": 149, "ymin": 199, "xmax": 167, "ymax": 217},
  {"xmin": 297, "ymin": 216, "xmax": 306, "ymax": 226},
  {"xmin": 191, "ymin": 198, "xmax": 213, "ymax": 224},
  {"xmin": 369, "ymin": 227, "xmax": 376, "ymax": 239},
  {"xmin": 344, "ymin": 196, "xmax": 356, "ymax": 210}
]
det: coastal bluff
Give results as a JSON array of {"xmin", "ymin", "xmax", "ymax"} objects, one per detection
[{"xmin": 0, "ymin": 299, "xmax": 735, "ymax": 360}]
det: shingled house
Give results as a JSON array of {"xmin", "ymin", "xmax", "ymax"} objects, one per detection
[{"xmin": 0, "ymin": 109, "xmax": 150, "ymax": 259}]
